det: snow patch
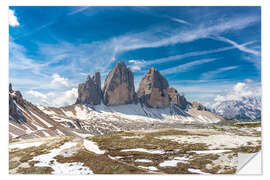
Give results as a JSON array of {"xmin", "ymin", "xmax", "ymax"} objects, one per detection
[
  {"xmin": 188, "ymin": 168, "xmax": 211, "ymax": 175},
  {"xmin": 159, "ymin": 156, "xmax": 189, "ymax": 167},
  {"xmin": 138, "ymin": 166, "xmax": 158, "ymax": 171},
  {"xmin": 56, "ymin": 129, "xmax": 65, "ymax": 136},
  {"xmin": 189, "ymin": 150, "xmax": 232, "ymax": 154},
  {"xmin": 121, "ymin": 148, "xmax": 165, "ymax": 154},
  {"xmin": 9, "ymin": 142, "xmax": 44, "ymax": 149},
  {"xmin": 83, "ymin": 140, "xmax": 105, "ymax": 154},
  {"xmin": 32, "ymin": 142, "xmax": 92, "ymax": 175},
  {"xmin": 72, "ymin": 131, "xmax": 93, "ymax": 138},
  {"xmin": 135, "ymin": 159, "xmax": 153, "ymax": 163},
  {"xmin": 42, "ymin": 131, "xmax": 50, "ymax": 137},
  {"xmin": 108, "ymin": 155, "xmax": 124, "ymax": 160},
  {"xmin": 29, "ymin": 110, "xmax": 54, "ymax": 128},
  {"xmin": 158, "ymin": 134, "xmax": 261, "ymax": 149}
]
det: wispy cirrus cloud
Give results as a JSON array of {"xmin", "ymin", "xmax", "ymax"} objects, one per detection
[
  {"xmin": 201, "ymin": 66, "xmax": 238, "ymax": 80},
  {"xmin": 113, "ymin": 15, "xmax": 259, "ymax": 53},
  {"xmin": 13, "ymin": 7, "xmax": 90, "ymax": 40},
  {"xmin": 212, "ymin": 36, "xmax": 260, "ymax": 56},
  {"xmin": 169, "ymin": 17, "xmax": 191, "ymax": 25},
  {"xmin": 161, "ymin": 58, "xmax": 218, "ymax": 75},
  {"xmin": 126, "ymin": 40, "xmax": 255, "ymax": 72}
]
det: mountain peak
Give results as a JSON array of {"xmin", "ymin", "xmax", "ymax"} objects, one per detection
[
  {"xmin": 76, "ymin": 72, "xmax": 102, "ymax": 105},
  {"xmin": 214, "ymin": 96, "xmax": 261, "ymax": 120},
  {"xmin": 103, "ymin": 61, "xmax": 135, "ymax": 106},
  {"xmin": 137, "ymin": 68, "xmax": 170, "ymax": 108}
]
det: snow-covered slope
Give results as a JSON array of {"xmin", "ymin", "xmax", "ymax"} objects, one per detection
[
  {"xmin": 9, "ymin": 90, "xmax": 82, "ymax": 139},
  {"xmin": 213, "ymin": 96, "xmax": 261, "ymax": 120},
  {"xmin": 39, "ymin": 103, "xmax": 223, "ymax": 135}
]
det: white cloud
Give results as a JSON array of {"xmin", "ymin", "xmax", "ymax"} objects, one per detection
[
  {"xmin": 201, "ymin": 66, "xmax": 238, "ymax": 80},
  {"xmin": 169, "ymin": 17, "xmax": 191, "ymax": 25},
  {"xmin": 80, "ymin": 72, "xmax": 89, "ymax": 76},
  {"xmin": 212, "ymin": 81, "xmax": 261, "ymax": 108},
  {"xmin": 114, "ymin": 15, "xmax": 258, "ymax": 53},
  {"xmin": 26, "ymin": 90, "xmax": 47, "ymax": 99},
  {"xmin": 128, "ymin": 60, "xmax": 146, "ymax": 71},
  {"xmin": 51, "ymin": 88, "xmax": 78, "ymax": 107},
  {"xmin": 67, "ymin": 7, "xmax": 89, "ymax": 16},
  {"xmin": 9, "ymin": 9, "xmax": 19, "ymax": 27},
  {"xmin": 161, "ymin": 58, "xmax": 218, "ymax": 75},
  {"xmin": 126, "ymin": 40, "xmax": 255, "ymax": 71},
  {"xmin": 24, "ymin": 88, "xmax": 78, "ymax": 107},
  {"xmin": 212, "ymin": 36, "xmax": 260, "ymax": 56},
  {"xmin": 51, "ymin": 73, "xmax": 69, "ymax": 87}
]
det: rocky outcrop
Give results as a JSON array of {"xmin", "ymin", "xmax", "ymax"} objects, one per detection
[
  {"xmin": 137, "ymin": 67, "xmax": 170, "ymax": 108},
  {"xmin": 9, "ymin": 84, "xmax": 26, "ymax": 123},
  {"xmin": 192, "ymin": 101, "xmax": 208, "ymax": 111},
  {"xmin": 103, "ymin": 61, "xmax": 135, "ymax": 106},
  {"xmin": 76, "ymin": 72, "xmax": 102, "ymax": 105},
  {"xmin": 168, "ymin": 87, "xmax": 189, "ymax": 110}
]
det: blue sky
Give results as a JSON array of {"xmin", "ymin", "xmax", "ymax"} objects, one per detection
[{"xmin": 9, "ymin": 6, "xmax": 261, "ymax": 107}]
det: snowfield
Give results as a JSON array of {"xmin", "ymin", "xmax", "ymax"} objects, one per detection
[
  {"xmin": 83, "ymin": 140, "xmax": 105, "ymax": 154},
  {"xmin": 158, "ymin": 134, "xmax": 261, "ymax": 149},
  {"xmin": 37, "ymin": 104, "xmax": 222, "ymax": 136},
  {"xmin": 121, "ymin": 148, "xmax": 165, "ymax": 154},
  {"xmin": 9, "ymin": 142, "xmax": 44, "ymax": 149},
  {"xmin": 32, "ymin": 141, "xmax": 93, "ymax": 174},
  {"xmin": 159, "ymin": 156, "xmax": 189, "ymax": 167}
]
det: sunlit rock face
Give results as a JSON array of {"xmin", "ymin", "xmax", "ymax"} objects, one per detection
[
  {"xmin": 76, "ymin": 72, "xmax": 102, "ymax": 105},
  {"xmin": 103, "ymin": 61, "xmax": 136, "ymax": 106},
  {"xmin": 168, "ymin": 87, "xmax": 189, "ymax": 110},
  {"xmin": 137, "ymin": 67, "xmax": 170, "ymax": 108}
]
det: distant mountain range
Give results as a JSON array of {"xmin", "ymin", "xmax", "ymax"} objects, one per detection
[{"xmin": 213, "ymin": 96, "xmax": 261, "ymax": 120}]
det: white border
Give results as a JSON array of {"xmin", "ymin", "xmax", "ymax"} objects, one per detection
[
  {"xmin": 1, "ymin": 0, "xmax": 270, "ymax": 180},
  {"xmin": 8, "ymin": 0, "xmax": 262, "ymax": 6}
]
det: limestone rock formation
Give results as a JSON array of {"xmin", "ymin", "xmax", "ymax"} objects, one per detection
[
  {"xmin": 76, "ymin": 72, "xmax": 102, "ymax": 105},
  {"xmin": 103, "ymin": 61, "xmax": 135, "ymax": 106},
  {"xmin": 168, "ymin": 87, "xmax": 189, "ymax": 110},
  {"xmin": 192, "ymin": 101, "xmax": 208, "ymax": 111},
  {"xmin": 137, "ymin": 67, "xmax": 170, "ymax": 108},
  {"xmin": 9, "ymin": 84, "xmax": 26, "ymax": 123}
]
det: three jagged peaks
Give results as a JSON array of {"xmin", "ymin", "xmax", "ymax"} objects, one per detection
[{"xmin": 76, "ymin": 61, "xmax": 192, "ymax": 110}]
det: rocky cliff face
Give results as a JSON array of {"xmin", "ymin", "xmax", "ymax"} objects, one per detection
[
  {"xmin": 137, "ymin": 67, "xmax": 170, "ymax": 108},
  {"xmin": 76, "ymin": 72, "xmax": 102, "ymax": 105},
  {"xmin": 192, "ymin": 101, "xmax": 208, "ymax": 111},
  {"xmin": 9, "ymin": 84, "xmax": 26, "ymax": 123},
  {"xmin": 168, "ymin": 87, "xmax": 189, "ymax": 110},
  {"xmin": 103, "ymin": 61, "xmax": 135, "ymax": 106}
]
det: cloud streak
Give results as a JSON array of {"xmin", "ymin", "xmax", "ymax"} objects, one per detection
[
  {"xmin": 201, "ymin": 66, "xmax": 238, "ymax": 80},
  {"xmin": 161, "ymin": 58, "xmax": 218, "ymax": 75},
  {"xmin": 127, "ymin": 40, "xmax": 255, "ymax": 72},
  {"xmin": 212, "ymin": 36, "xmax": 260, "ymax": 56},
  {"xmin": 113, "ymin": 15, "xmax": 259, "ymax": 53}
]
